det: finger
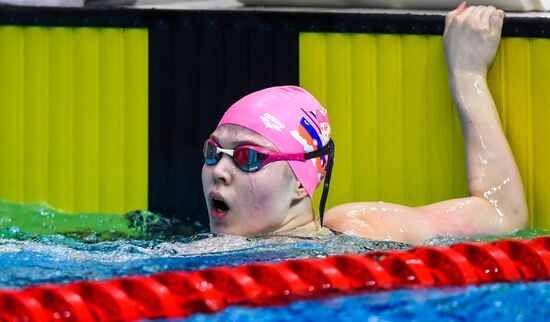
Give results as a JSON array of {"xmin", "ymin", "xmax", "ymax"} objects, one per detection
[
  {"xmin": 476, "ymin": 6, "xmax": 490, "ymax": 25},
  {"xmin": 470, "ymin": 6, "xmax": 486, "ymax": 25},
  {"xmin": 447, "ymin": 4, "xmax": 476, "ymax": 36},
  {"xmin": 457, "ymin": 1, "xmax": 467, "ymax": 11},
  {"xmin": 455, "ymin": 5, "xmax": 478, "ymax": 24},
  {"xmin": 445, "ymin": 2, "xmax": 468, "ymax": 34},
  {"xmin": 481, "ymin": 6, "xmax": 497, "ymax": 27},
  {"xmin": 489, "ymin": 9, "xmax": 505, "ymax": 32},
  {"xmin": 449, "ymin": 1, "xmax": 468, "ymax": 17}
]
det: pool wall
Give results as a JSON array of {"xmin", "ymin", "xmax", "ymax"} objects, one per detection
[
  {"xmin": 301, "ymin": 32, "xmax": 550, "ymax": 229},
  {"xmin": 0, "ymin": 25, "xmax": 148, "ymax": 215},
  {"xmin": 0, "ymin": 6, "xmax": 549, "ymax": 229}
]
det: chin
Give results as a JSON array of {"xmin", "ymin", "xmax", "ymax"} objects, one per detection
[
  {"xmin": 209, "ymin": 222, "xmax": 257, "ymax": 237},
  {"xmin": 210, "ymin": 222, "xmax": 239, "ymax": 236}
]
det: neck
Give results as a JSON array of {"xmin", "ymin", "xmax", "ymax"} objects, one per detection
[{"xmin": 269, "ymin": 198, "xmax": 327, "ymax": 237}]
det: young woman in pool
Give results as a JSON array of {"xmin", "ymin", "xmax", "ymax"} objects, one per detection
[{"xmin": 201, "ymin": 4, "xmax": 528, "ymax": 245}]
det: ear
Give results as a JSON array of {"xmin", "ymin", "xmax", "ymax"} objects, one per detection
[{"xmin": 293, "ymin": 181, "xmax": 309, "ymax": 200}]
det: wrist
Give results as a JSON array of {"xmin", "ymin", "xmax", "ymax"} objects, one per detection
[
  {"xmin": 448, "ymin": 70, "xmax": 488, "ymax": 94},
  {"xmin": 448, "ymin": 69, "xmax": 487, "ymax": 83},
  {"xmin": 448, "ymin": 70, "xmax": 490, "ymax": 107}
]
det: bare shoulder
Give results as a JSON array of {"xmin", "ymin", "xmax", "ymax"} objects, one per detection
[
  {"xmin": 322, "ymin": 203, "xmax": 367, "ymax": 236},
  {"xmin": 323, "ymin": 202, "xmax": 426, "ymax": 242}
]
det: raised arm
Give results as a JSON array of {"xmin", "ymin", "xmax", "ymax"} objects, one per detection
[
  {"xmin": 442, "ymin": 4, "xmax": 528, "ymax": 230},
  {"xmin": 324, "ymin": 5, "xmax": 528, "ymax": 245}
]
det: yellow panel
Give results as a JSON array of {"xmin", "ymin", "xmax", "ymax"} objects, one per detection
[
  {"xmin": 0, "ymin": 26, "xmax": 148, "ymax": 214},
  {"xmin": 0, "ymin": 27, "xmax": 23, "ymax": 202},
  {"xmin": 73, "ymin": 28, "xmax": 100, "ymax": 211},
  {"xmin": 48, "ymin": 27, "xmax": 74, "ymax": 209},
  {"xmin": 401, "ymin": 35, "xmax": 428, "ymax": 205},
  {"xmin": 123, "ymin": 29, "xmax": 148, "ymax": 212},
  {"xmin": 350, "ymin": 34, "xmax": 379, "ymax": 202},
  {"xmin": 531, "ymin": 39, "xmax": 550, "ymax": 229},
  {"xmin": 301, "ymin": 32, "xmax": 550, "ymax": 229},
  {"xmin": 326, "ymin": 33, "xmax": 353, "ymax": 206},
  {"xmin": 23, "ymin": 27, "xmax": 48, "ymax": 203},
  {"xmin": 377, "ymin": 34, "xmax": 405, "ymax": 202},
  {"xmin": 99, "ymin": 28, "xmax": 123, "ymax": 212}
]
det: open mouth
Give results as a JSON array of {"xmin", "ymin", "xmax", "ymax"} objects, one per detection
[{"xmin": 212, "ymin": 198, "xmax": 230, "ymax": 212}]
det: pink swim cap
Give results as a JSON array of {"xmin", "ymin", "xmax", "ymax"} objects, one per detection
[{"xmin": 217, "ymin": 86, "xmax": 331, "ymax": 198}]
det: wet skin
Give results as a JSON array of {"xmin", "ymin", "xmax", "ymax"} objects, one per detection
[
  {"xmin": 324, "ymin": 4, "xmax": 528, "ymax": 244},
  {"xmin": 202, "ymin": 4, "xmax": 528, "ymax": 244},
  {"xmin": 202, "ymin": 125, "xmax": 317, "ymax": 237}
]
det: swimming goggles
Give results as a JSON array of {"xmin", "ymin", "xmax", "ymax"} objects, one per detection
[{"xmin": 203, "ymin": 138, "xmax": 335, "ymax": 225}]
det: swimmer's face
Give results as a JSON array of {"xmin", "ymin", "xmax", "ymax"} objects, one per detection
[{"xmin": 201, "ymin": 124, "xmax": 299, "ymax": 236}]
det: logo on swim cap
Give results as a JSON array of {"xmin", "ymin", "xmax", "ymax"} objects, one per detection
[{"xmin": 259, "ymin": 113, "xmax": 286, "ymax": 132}]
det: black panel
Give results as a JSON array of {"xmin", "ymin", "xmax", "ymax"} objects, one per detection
[{"xmin": 148, "ymin": 18, "xmax": 299, "ymax": 226}]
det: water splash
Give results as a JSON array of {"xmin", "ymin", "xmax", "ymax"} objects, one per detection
[
  {"xmin": 0, "ymin": 200, "xmax": 197, "ymax": 242},
  {"xmin": 0, "ymin": 229, "xmax": 414, "ymax": 289}
]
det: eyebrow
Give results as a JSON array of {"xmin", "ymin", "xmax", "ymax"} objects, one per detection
[{"xmin": 210, "ymin": 135, "xmax": 263, "ymax": 149}]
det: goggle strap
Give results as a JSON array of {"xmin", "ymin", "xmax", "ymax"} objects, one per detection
[
  {"xmin": 304, "ymin": 139, "xmax": 333, "ymax": 160},
  {"xmin": 205, "ymin": 138, "xmax": 335, "ymax": 226},
  {"xmin": 318, "ymin": 140, "xmax": 335, "ymax": 226}
]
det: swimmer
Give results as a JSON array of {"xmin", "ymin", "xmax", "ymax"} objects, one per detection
[{"xmin": 201, "ymin": 4, "xmax": 528, "ymax": 245}]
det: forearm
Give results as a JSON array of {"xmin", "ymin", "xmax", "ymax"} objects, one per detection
[{"xmin": 449, "ymin": 72, "xmax": 527, "ymax": 228}]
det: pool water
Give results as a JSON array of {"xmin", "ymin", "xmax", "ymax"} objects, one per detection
[
  {"xmin": 179, "ymin": 281, "xmax": 550, "ymax": 322},
  {"xmin": 1, "ymin": 232, "xmax": 549, "ymax": 322},
  {"xmin": 1, "ymin": 200, "xmax": 549, "ymax": 321},
  {"xmin": 0, "ymin": 233, "xmax": 412, "ymax": 288}
]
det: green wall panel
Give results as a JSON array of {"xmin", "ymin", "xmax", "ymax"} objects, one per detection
[
  {"xmin": 0, "ymin": 26, "xmax": 148, "ymax": 214},
  {"xmin": 301, "ymin": 32, "xmax": 550, "ymax": 229}
]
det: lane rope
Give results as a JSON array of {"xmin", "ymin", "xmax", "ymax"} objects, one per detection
[{"xmin": 1, "ymin": 237, "xmax": 549, "ymax": 321}]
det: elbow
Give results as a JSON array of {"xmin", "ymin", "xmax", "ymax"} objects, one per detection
[
  {"xmin": 510, "ymin": 203, "xmax": 530, "ymax": 230},
  {"xmin": 496, "ymin": 203, "xmax": 529, "ymax": 234}
]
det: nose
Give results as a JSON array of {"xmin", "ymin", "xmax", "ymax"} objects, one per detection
[{"xmin": 211, "ymin": 154, "xmax": 234, "ymax": 185}]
